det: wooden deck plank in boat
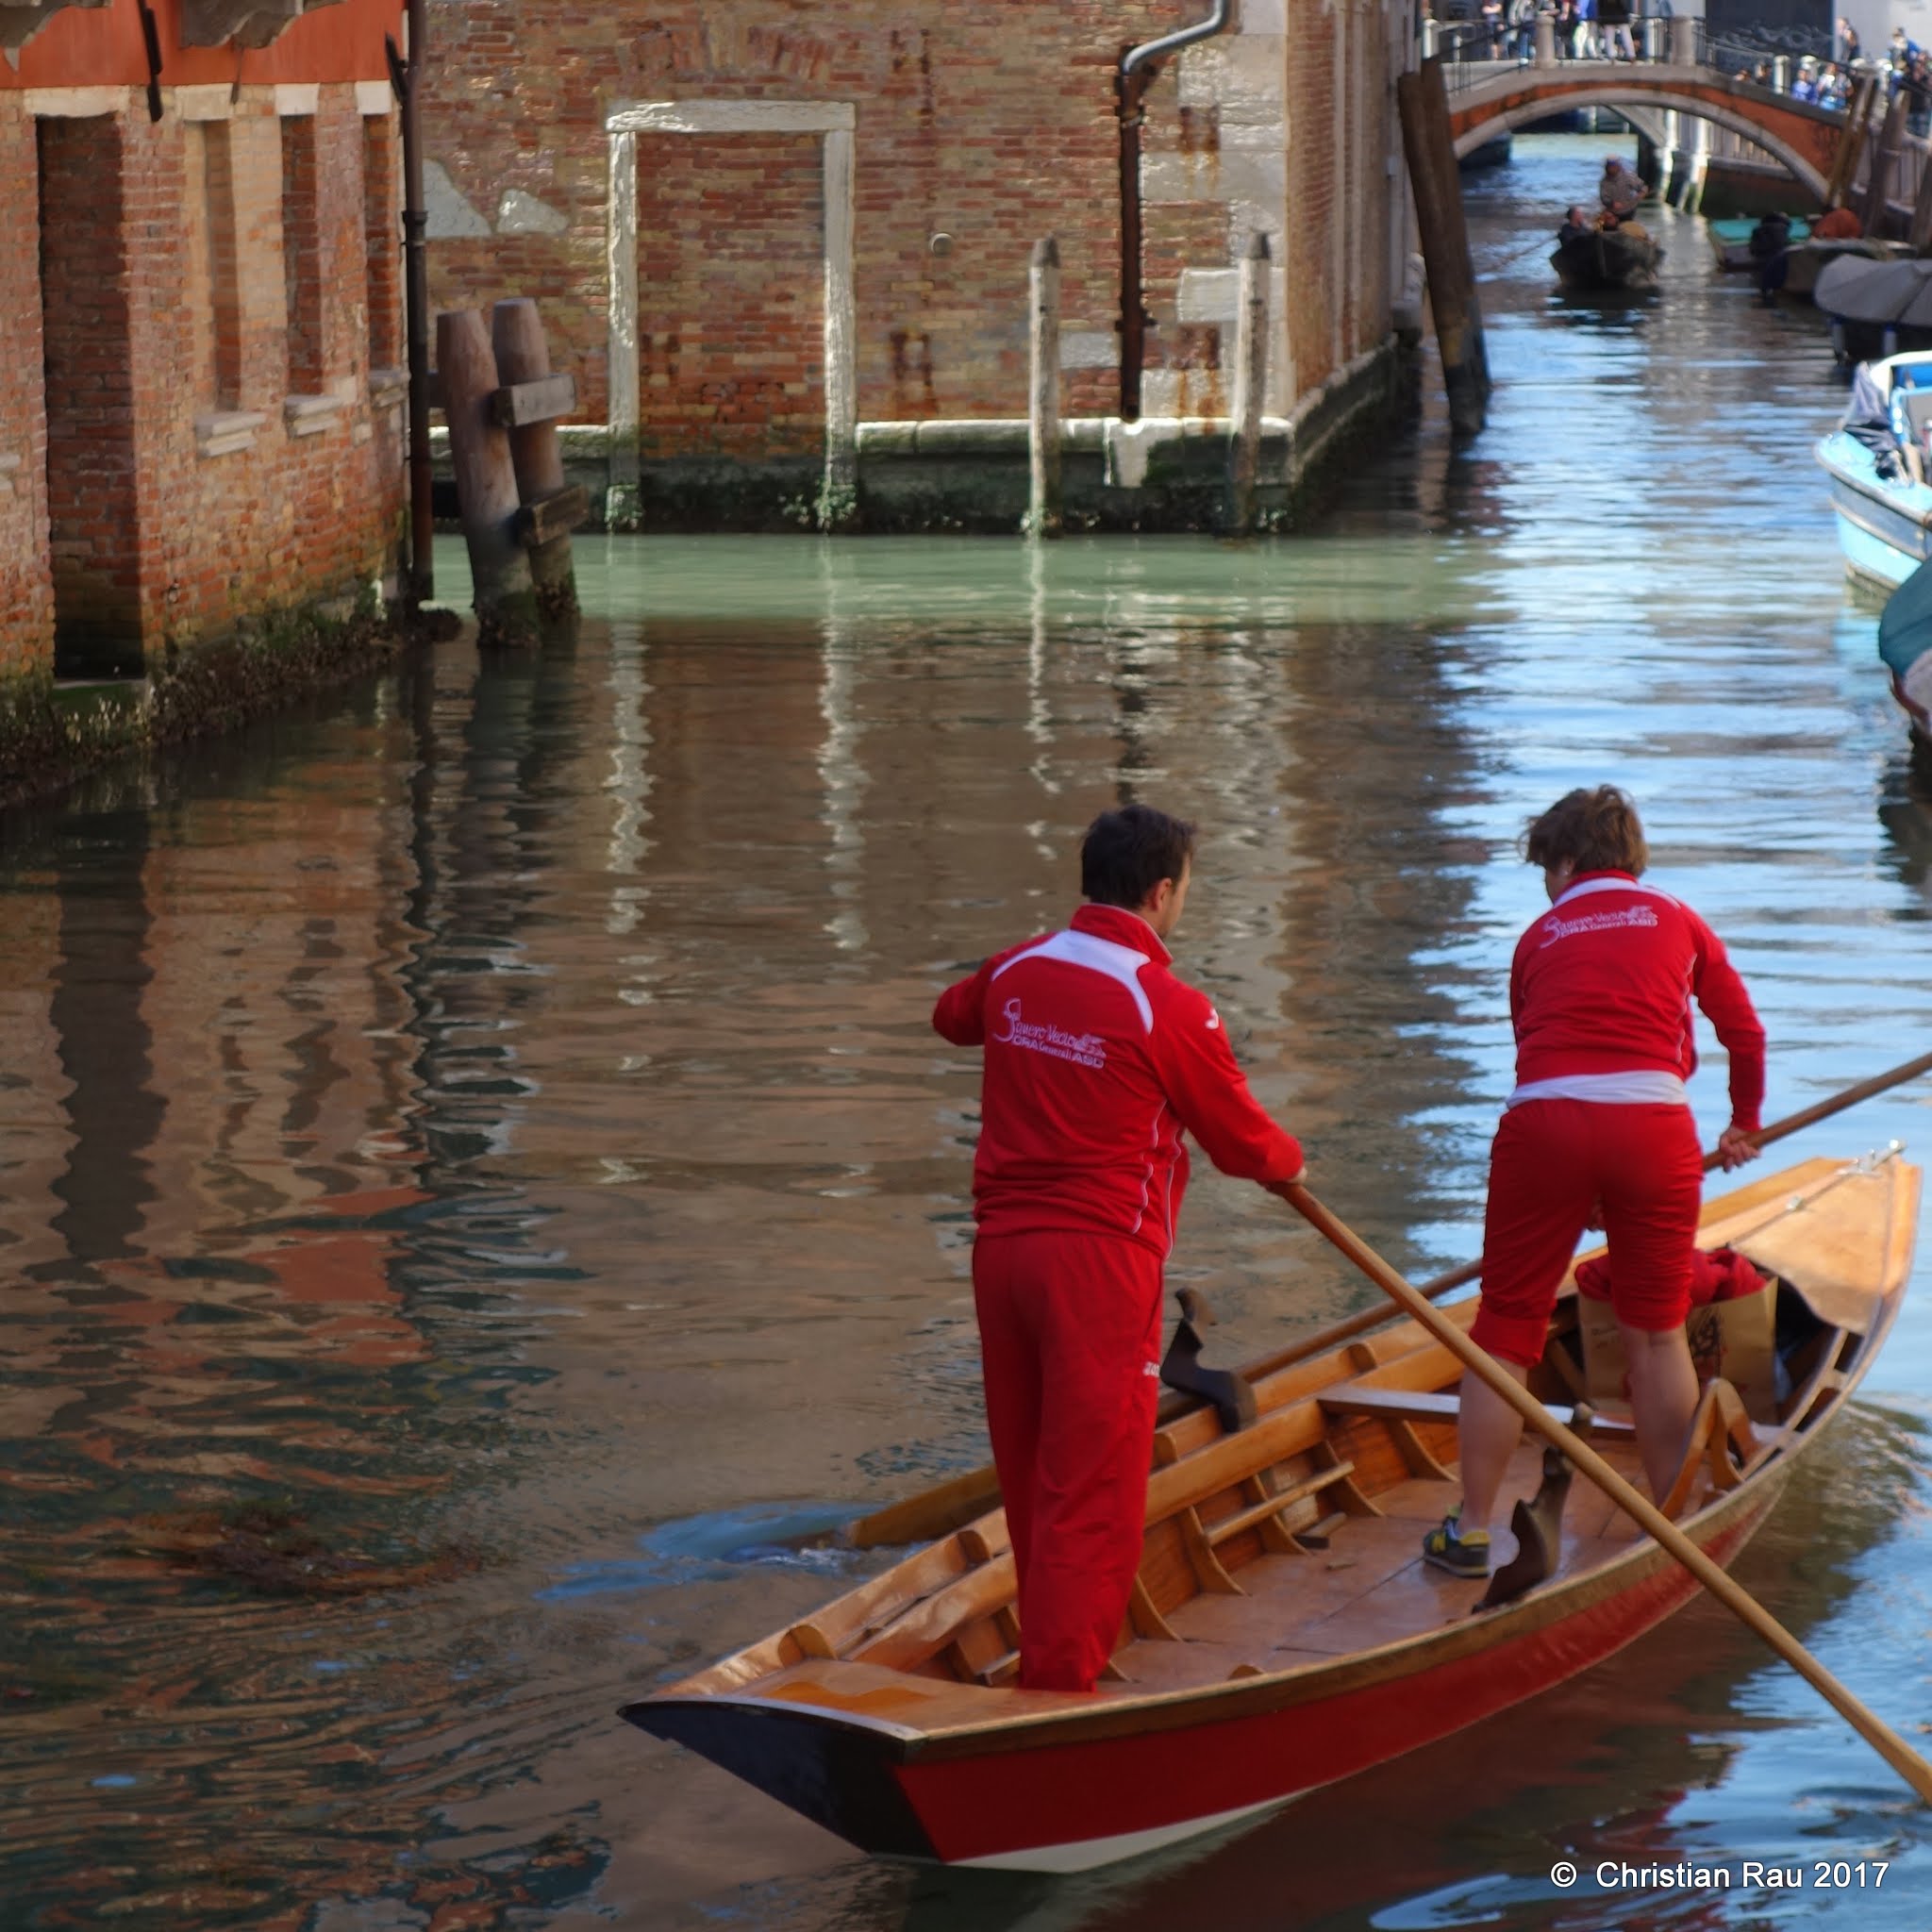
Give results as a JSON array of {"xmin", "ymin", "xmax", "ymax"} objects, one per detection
[
  {"xmin": 1158, "ymin": 1516, "xmax": 1454, "ymax": 1657},
  {"xmin": 1111, "ymin": 1638, "xmax": 1268, "ymax": 1689}
]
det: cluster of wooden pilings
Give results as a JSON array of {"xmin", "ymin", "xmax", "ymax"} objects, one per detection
[
  {"xmin": 1024, "ymin": 229, "xmax": 1277, "ymax": 539},
  {"xmin": 437, "ymin": 298, "xmax": 588, "ymax": 646},
  {"xmin": 1824, "ymin": 76, "xmax": 1932, "ymax": 251}
]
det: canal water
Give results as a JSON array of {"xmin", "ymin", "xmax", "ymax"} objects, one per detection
[{"xmin": 6, "ymin": 133, "xmax": 1932, "ymax": 1928}]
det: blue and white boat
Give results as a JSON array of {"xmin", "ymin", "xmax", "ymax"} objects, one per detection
[{"xmin": 1817, "ymin": 350, "xmax": 1932, "ymax": 591}]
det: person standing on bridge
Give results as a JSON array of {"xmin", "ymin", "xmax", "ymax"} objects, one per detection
[
  {"xmin": 1421, "ymin": 787, "xmax": 1766, "ymax": 1580},
  {"xmin": 932, "ymin": 805, "xmax": 1307, "ymax": 1691},
  {"xmin": 1598, "ymin": 0, "xmax": 1636, "ymax": 61},
  {"xmin": 1573, "ymin": 0, "xmax": 1599, "ymax": 58},
  {"xmin": 1508, "ymin": 0, "xmax": 1537, "ymax": 60}
]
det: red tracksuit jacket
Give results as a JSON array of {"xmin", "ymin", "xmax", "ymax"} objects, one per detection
[
  {"xmin": 932, "ymin": 904, "xmax": 1304, "ymax": 1257},
  {"xmin": 1509, "ymin": 870, "xmax": 1766, "ymax": 1129}
]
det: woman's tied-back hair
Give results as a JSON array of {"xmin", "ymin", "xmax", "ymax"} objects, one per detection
[
  {"xmin": 1081, "ymin": 804, "xmax": 1198, "ymax": 908},
  {"xmin": 1522, "ymin": 785, "xmax": 1649, "ymax": 877}
]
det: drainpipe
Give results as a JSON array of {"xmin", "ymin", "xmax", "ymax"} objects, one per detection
[
  {"xmin": 395, "ymin": 0, "xmax": 433, "ymax": 603},
  {"xmin": 1118, "ymin": 1, "xmax": 1233, "ymax": 422}
]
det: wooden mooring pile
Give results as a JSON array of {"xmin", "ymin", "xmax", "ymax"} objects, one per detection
[{"xmin": 436, "ymin": 297, "xmax": 587, "ymax": 646}]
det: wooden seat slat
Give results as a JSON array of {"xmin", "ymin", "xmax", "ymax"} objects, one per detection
[
  {"xmin": 1318, "ymin": 1384, "xmax": 1635, "ymax": 1435},
  {"xmin": 1205, "ymin": 1460, "xmax": 1358, "ymax": 1547},
  {"xmin": 852, "ymin": 1552, "xmax": 1018, "ymax": 1673}
]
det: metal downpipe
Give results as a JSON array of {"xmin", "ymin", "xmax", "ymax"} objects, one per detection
[
  {"xmin": 401, "ymin": 0, "xmax": 433, "ymax": 602},
  {"xmin": 1118, "ymin": 1, "xmax": 1232, "ymax": 422}
]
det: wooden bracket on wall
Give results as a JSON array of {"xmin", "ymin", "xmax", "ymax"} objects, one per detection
[{"xmin": 491, "ymin": 373, "xmax": 577, "ymax": 429}]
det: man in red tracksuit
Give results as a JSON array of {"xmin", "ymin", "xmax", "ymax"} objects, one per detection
[{"xmin": 932, "ymin": 805, "xmax": 1306, "ymax": 1692}]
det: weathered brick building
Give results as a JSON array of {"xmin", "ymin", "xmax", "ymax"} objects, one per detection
[
  {"xmin": 0, "ymin": 0, "xmax": 407, "ymax": 690},
  {"xmin": 421, "ymin": 0, "xmax": 1413, "ymax": 526}
]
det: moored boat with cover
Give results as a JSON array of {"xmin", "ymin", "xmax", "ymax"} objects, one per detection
[{"xmin": 624, "ymin": 1152, "xmax": 1920, "ymax": 1872}]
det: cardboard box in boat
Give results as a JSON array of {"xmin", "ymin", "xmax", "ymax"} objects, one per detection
[{"xmin": 1574, "ymin": 1274, "xmax": 1779, "ymax": 1424}]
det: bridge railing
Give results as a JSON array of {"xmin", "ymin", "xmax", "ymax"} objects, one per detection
[
  {"xmin": 1429, "ymin": 16, "xmax": 1677, "ymax": 84},
  {"xmin": 1429, "ymin": 15, "xmax": 1873, "ymax": 111}
]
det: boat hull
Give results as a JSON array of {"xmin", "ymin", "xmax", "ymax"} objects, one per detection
[
  {"xmin": 626, "ymin": 1158, "xmax": 1918, "ymax": 1874},
  {"xmin": 1552, "ymin": 228, "xmax": 1660, "ymax": 292},
  {"xmin": 1817, "ymin": 429, "xmax": 1932, "ymax": 592},
  {"xmin": 631, "ymin": 1485, "xmax": 1778, "ymax": 1871}
]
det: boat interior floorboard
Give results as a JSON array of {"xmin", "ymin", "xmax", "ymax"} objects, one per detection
[{"xmin": 1119, "ymin": 1440, "xmax": 1657, "ymax": 1690}]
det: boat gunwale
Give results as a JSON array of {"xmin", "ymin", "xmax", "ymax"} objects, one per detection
[{"xmin": 629, "ymin": 1157, "xmax": 1914, "ymax": 1765}]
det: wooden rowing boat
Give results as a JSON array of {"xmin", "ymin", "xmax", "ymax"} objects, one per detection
[
  {"xmin": 1551, "ymin": 224, "xmax": 1660, "ymax": 293},
  {"xmin": 623, "ymin": 1153, "xmax": 1919, "ymax": 1873}
]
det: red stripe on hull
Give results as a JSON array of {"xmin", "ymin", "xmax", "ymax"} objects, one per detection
[{"xmin": 895, "ymin": 1507, "xmax": 1768, "ymax": 1865}]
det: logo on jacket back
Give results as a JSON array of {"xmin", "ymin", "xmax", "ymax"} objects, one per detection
[
  {"xmin": 1539, "ymin": 905, "xmax": 1659, "ymax": 948},
  {"xmin": 993, "ymin": 998, "xmax": 1108, "ymax": 1070}
]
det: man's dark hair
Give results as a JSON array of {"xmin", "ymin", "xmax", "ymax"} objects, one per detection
[{"xmin": 1080, "ymin": 805, "xmax": 1197, "ymax": 908}]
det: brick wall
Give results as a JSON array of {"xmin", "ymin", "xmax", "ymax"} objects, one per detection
[
  {"xmin": 0, "ymin": 107, "xmax": 51, "ymax": 680},
  {"xmin": 281, "ymin": 113, "xmax": 326, "ymax": 392},
  {"xmin": 363, "ymin": 115, "xmax": 402, "ymax": 372},
  {"xmin": 420, "ymin": 0, "xmax": 1405, "ymax": 459},
  {"xmin": 39, "ymin": 114, "xmax": 143, "ymax": 676},
  {"xmin": 0, "ymin": 87, "xmax": 406, "ymax": 687},
  {"xmin": 637, "ymin": 130, "xmax": 825, "ymax": 458}
]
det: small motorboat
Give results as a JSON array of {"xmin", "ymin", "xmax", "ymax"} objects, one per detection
[
  {"xmin": 625, "ymin": 1154, "xmax": 1919, "ymax": 1872},
  {"xmin": 1816, "ymin": 348, "xmax": 1932, "ymax": 590},
  {"xmin": 1707, "ymin": 214, "xmax": 1812, "ymax": 271},
  {"xmin": 1817, "ymin": 255, "xmax": 1932, "ymax": 364},
  {"xmin": 1552, "ymin": 222, "xmax": 1661, "ymax": 292}
]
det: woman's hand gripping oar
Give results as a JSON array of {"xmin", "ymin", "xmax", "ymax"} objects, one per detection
[
  {"xmin": 1241, "ymin": 1046, "xmax": 1932, "ymax": 1385},
  {"xmin": 1275, "ymin": 1180, "xmax": 1932, "ymax": 1807}
]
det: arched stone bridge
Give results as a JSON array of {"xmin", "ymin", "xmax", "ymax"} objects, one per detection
[{"xmin": 1446, "ymin": 62, "xmax": 1848, "ymax": 198}]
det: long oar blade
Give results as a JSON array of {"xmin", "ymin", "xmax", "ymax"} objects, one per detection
[{"xmin": 1279, "ymin": 1181, "xmax": 1932, "ymax": 1808}]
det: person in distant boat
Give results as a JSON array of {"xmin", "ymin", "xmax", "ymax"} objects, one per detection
[
  {"xmin": 1814, "ymin": 203, "xmax": 1863, "ymax": 239},
  {"xmin": 1557, "ymin": 205, "xmax": 1594, "ymax": 246},
  {"xmin": 933, "ymin": 807, "xmax": 1307, "ymax": 1692},
  {"xmin": 1423, "ymin": 788, "xmax": 1765, "ymax": 1579},
  {"xmin": 1748, "ymin": 209, "xmax": 1791, "ymax": 304},
  {"xmin": 1598, "ymin": 156, "xmax": 1646, "ymax": 218}
]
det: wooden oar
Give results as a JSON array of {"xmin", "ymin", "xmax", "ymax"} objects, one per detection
[
  {"xmin": 1240, "ymin": 1044, "xmax": 1932, "ymax": 1385},
  {"xmin": 1279, "ymin": 1180, "xmax": 1932, "ymax": 1807}
]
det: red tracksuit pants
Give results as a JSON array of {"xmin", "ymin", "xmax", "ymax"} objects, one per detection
[
  {"xmin": 973, "ymin": 1229, "xmax": 1164, "ymax": 1692},
  {"xmin": 1471, "ymin": 1099, "xmax": 1704, "ymax": 1367}
]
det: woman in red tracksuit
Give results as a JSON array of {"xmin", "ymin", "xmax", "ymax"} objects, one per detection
[
  {"xmin": 1424, "ymin": 786, "xmax": 1766, "ymax": 1577},
  {"xmin": 933, "ymin": 805, "xmax": 1306, "ymax": 1691}
]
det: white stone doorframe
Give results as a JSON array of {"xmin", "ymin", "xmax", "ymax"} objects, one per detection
[{"xmin": 604, "ymin": 100, "xmax": 858, "ymax": 511}]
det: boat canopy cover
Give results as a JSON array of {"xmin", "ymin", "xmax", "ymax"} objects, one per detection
[
  {"xmin": 1816, "ymin": 256, "xmax": 1932, "ymax": 326},
  {"xmin": 1879, "ymin": 554, "xmax": 1932, "ymax": 681}
]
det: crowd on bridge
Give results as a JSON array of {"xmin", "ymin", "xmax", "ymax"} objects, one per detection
[
  {"xmin": 1424, "ymin": 0, "xmax": 1675, "ymax": 65},
  {"xmin": 1428, "ymin": 0, "xmax": 1932, "ymax": 130}
]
